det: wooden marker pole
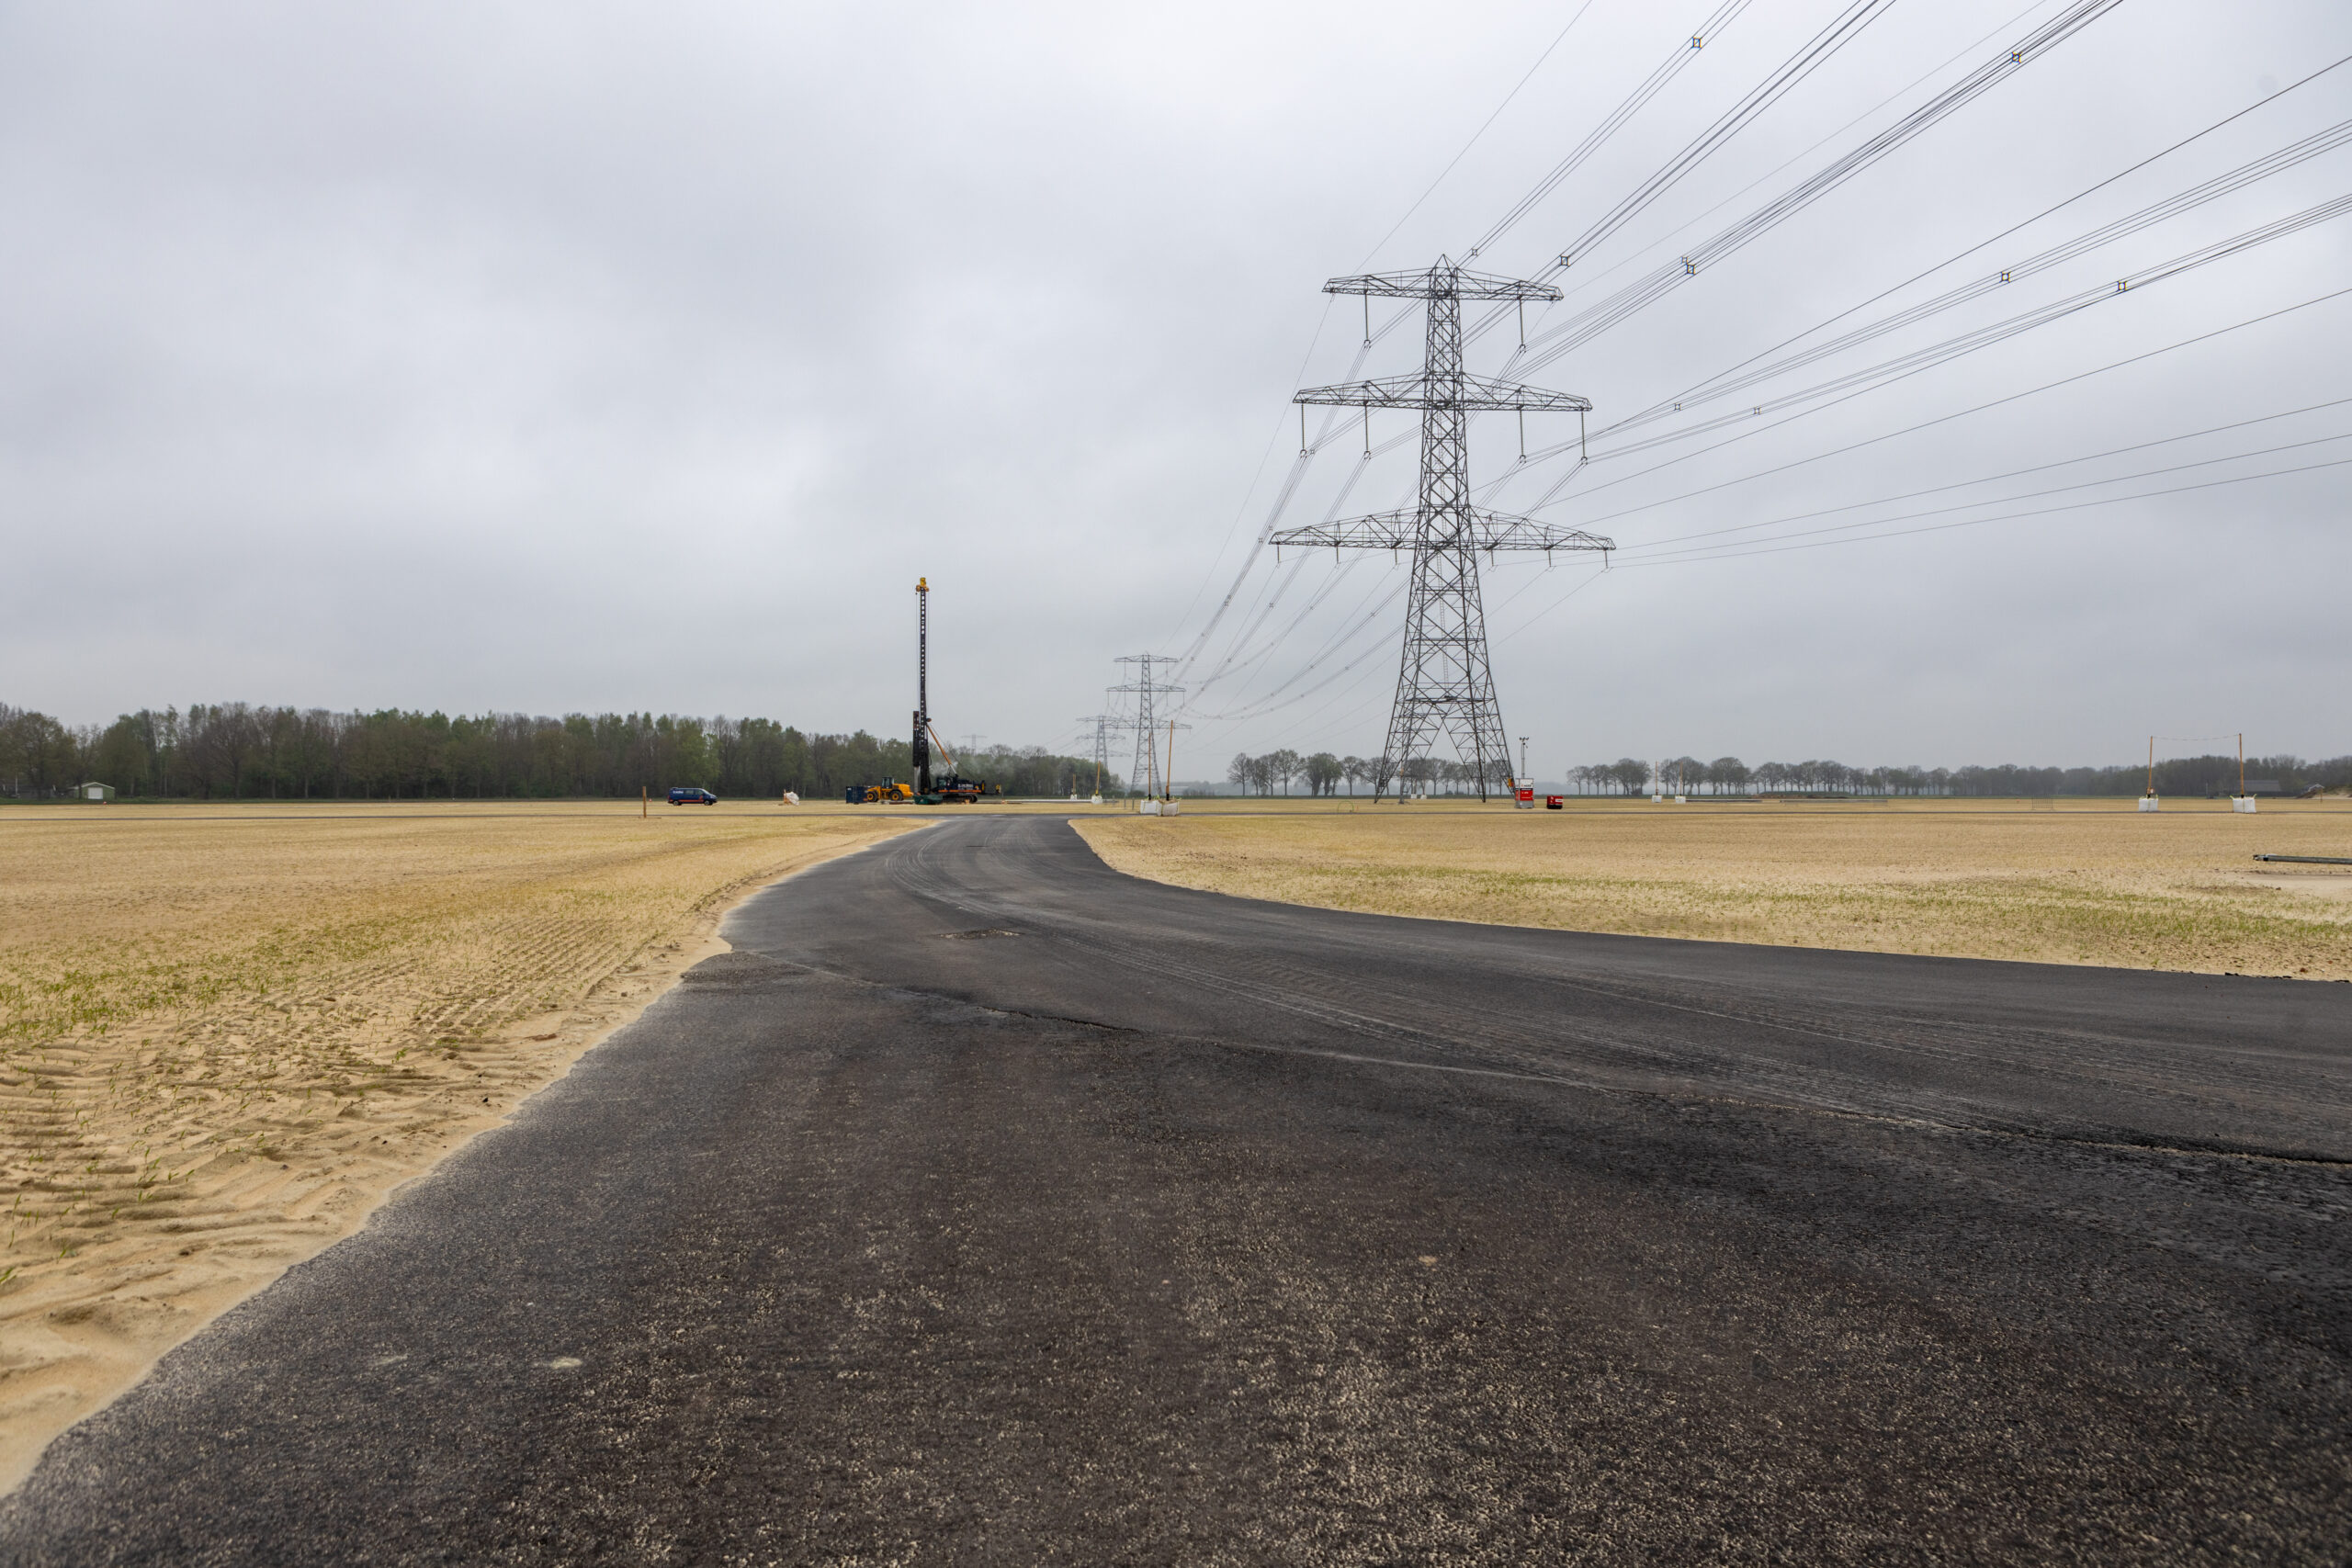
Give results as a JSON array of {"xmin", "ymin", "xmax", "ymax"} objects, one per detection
[{"xmin": 642, "ymin": 785, "xmax": 647, "ymax": 819}]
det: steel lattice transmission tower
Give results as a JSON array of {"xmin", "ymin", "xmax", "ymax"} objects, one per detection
[
  {"xmin": 1113, "ymin": 654, "xmax": 1185, "ymax": 797},
  {"xmin": 1078, "ymin": 706, "xmax": 1132, "ymax": 798},
  {"xmin": 1272, "ymin": 258, "xmax": 1613, "ymax": 801}
]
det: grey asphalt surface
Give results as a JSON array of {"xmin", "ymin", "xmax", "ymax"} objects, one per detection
[{"xmin": 5, "ymin": 815, "xmax": 2347, "ymax": 1564}]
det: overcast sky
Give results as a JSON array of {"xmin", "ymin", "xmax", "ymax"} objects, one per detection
[{"xmin": 6, "ymin": 1, "xmax": 2348, "ymax": 772}]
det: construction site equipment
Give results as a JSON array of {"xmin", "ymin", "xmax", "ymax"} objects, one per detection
[
  {"xmin": 914, "ymin": 578, "xmax": 934, "ymax": 795},
  {"xmin": 913, "ymin": 578, "xmax": 990, "ymax": 803},
  {"xmin": 928, "ymin": 764, "xmax": 989, "ymax": 805},
  {"xmin": 853, "ymin": 578, "xmax": 996, "ymax": 805}
]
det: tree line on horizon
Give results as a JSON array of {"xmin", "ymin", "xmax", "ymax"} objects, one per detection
[
  {"xmin": 7, "ymin": 700, "xmax": 2342, "ymax": 803},
  {"xmin": 1224, "ymin": 749, "xmax": 2352, "ymax": 798},
  {"xmin": 0, "ymin": 702, "xmax": 1092, "ymax": 802}
]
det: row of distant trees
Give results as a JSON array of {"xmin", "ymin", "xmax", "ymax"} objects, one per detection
[
  {"xmin": 0, "ymin": 702, "xmax": 1091, "ymax": 801},
  {"xmin": 1571, "ymin": 754, "xmax": 2352, "ymax": 797},
  {"xmin": 1227, "ymin": 750, "xmax": 1353, "ymax": 795},
  {"xmin": 1227, "ymin": 751, "xmax": 1535, "ymax": 795},
  {"xmin": 10, "ymin": 701, "xmax": 2344, "ymax": 802},
  {"xmin": 1224, "ymin": 748, "xmax": 2352, "ymax": 798}
]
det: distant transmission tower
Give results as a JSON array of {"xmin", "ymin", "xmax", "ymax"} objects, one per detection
[
  {"xmin": 1272, "ymin": 257, "xmax": 1613, "ymax": 801},
  {"xmin": 1078, "ymin": 707, "xmax": 1132, "ymax": 799},
  {"xmin": 1113, "ymin": 654, "xmax": 1185, "ymax": 796}
]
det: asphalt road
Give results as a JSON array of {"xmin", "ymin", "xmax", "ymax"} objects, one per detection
[{"xmin": 6, "ymin": 816, "xmax": 2347, "ymax": 1564}]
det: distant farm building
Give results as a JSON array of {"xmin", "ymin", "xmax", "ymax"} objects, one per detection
[{"xmin": 77, "ymin": 782, "xmax": 115, "ymax": 802}]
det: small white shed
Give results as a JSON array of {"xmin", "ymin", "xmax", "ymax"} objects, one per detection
[{"xmin": 77, "ymin": 782, "xmax": 115, "ymax": 803}]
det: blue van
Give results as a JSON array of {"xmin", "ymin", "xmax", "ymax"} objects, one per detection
[{"xmin": 667, "ymin": 787, "xmax": 718, "ymax": 806}]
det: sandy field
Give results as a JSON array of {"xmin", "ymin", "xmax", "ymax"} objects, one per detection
[
  {"xmin": 1080, "ymin": 796, "xmax": 2352, "ymax": 981},
  {"xmin": 0, "ymin": 800, "xmax": 920, "ymax": 1493}
]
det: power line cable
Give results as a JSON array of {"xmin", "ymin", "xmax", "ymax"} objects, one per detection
[
  {"xmin": 1616, "ymin": 48, "xmax": 2352, "ymax": 431},
  {"xmin": 1613, "ymin": 427, "xmax": 2352, "ymax": 560},
  {"xmin": 1530, "ymin": 279, "xmax": 2352, "ymax": 515},
  {"xmin": 1604, "ymin": 393, "xmax": 2352, "ymax": 549},
  {"xmin": 1193, "ymin": 463, "xmax": 1422, "ymax": 698},
  {"xmin": 1360, "ymin": 1, "xmax": 1601, "ymax": 270},
  {"xmin": 1598, "ymin": 117, "xmax": 2352, "ymax": 443},
  {"xmin": 1172, "ymin": 320, "xmax": 1420, "ymax": 682},
  {"xmin": 1539, "ymin": 0, "xmax": 1903, "ymax": 278},
  {"xmin": 1585, "ymin": 192, "xmax": 2352, "ymax": 460},
  {"xmin": 1466, "ymin": 0, "xmax": 1758, "ymax": 259},
  {"xmin": 1190, "ymin": 575, "xmax": 1411, "ymax": 723},
  {"xmin": 1484, "ymin": 281, "xmax": 2352, "ymax": 638},
  {"xmin": 1493, "ymin": 448, "xmax": 2352, "ymax": 639},
  {"xmin": 1476, "ymin": 0, "xmax": 2064, "ymax": 356},
  {"xmin": 1609, "ymin": 451, "xmax": 2352, "ymax": 567},
  {"xmin": 1493, "ymin": 564, "xmax": 1613, "ymax": 644},
  {"xmin": 1514, "ymin": 0, "xmax": 2126, "ymax": 377}
]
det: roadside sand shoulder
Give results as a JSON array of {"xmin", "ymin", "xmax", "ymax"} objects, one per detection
[
  {"xmin": 1075, "ymin": 800, "xmax": 2352, "ymax": 980},
  {"xmin": 0, "ymin": 804, "xmax": 920, "ymax": 1495}
]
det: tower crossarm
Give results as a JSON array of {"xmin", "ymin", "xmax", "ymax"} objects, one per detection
[
  {"xmin": 1322, "ymin": 265, "xmax": 1562, "ymax": 303},
  {"xmin": 1295, "ymin": 371, "xmax": 1591, "ymax": 413},
  {"xmin": 1271, "ymin": 507, "xmax": 1613, "ymax": 555}
]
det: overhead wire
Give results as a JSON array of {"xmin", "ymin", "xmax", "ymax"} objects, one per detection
[
  {"xmin": 1474, "ymin": 1, "xmax": 2087, "ymax": 515},
  {"xmin": 1611, "ymin": 427, "xmax": 2352, "ymax": 562},
  {"xmin": 1189, "ymin": 433, "xmax": 1417, "ymax": 694},
  {"xmin": 1510, "ymin": 0, "xmax": 2127, "ymax": 378},
  {"xmin": 1524, "ymin": 280, "xmax": 2352, "ymax": 517},
  {"xmin": 1193, "ymin": 460, "xmax": 1422, "ymax": 698},
  {"xmin": 1613, "ymin": 49, "xmax": 2352, "ymax": 436},
  {"xmin": 1581, "ymin": 192, "xmax": 2352, "ymax": 461},
  {"xmin": 1359, "ymin": 0, "xmax": 1601, "ymax": 271},
  {"xmin": 1465, "ymin": 0, "xmax": 1758, "ymax": 259},
  {"xmin": 1482, "ymin": 284, "xmax": 2352, "ymax": 644},
  {"xmin": 1190, "ymin": 573, "xmax": 1412, "ymax": 723},
  {"xmin": 1595, "ymin": 117, "xmax": 2352, "ymax": 443},
  {"xmin": 1589, "ymin": 390, "xmax": 2352, "ymax": 546},
  {"xmin": 1491, "ymin": 445, "xmax": 2352, "ymax": 640},
  {"xmin": 1493, "ymin": 564, "xmax": 1614, "ymax": 645},
  {"xmin": 1607, "ymin": 451, "xmax": 2352, "ymax": 567},
  {"xmin": 1532, "ymin": 0, "xmax": 1904, "ymax": 288},
  {"xmin": 1170, "ymin": 310, "xmax": 1419, "ymax": 681},
  {"xmin": 1476, "ymin": 0, "xmax": 2064, "ymax": 354}
]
